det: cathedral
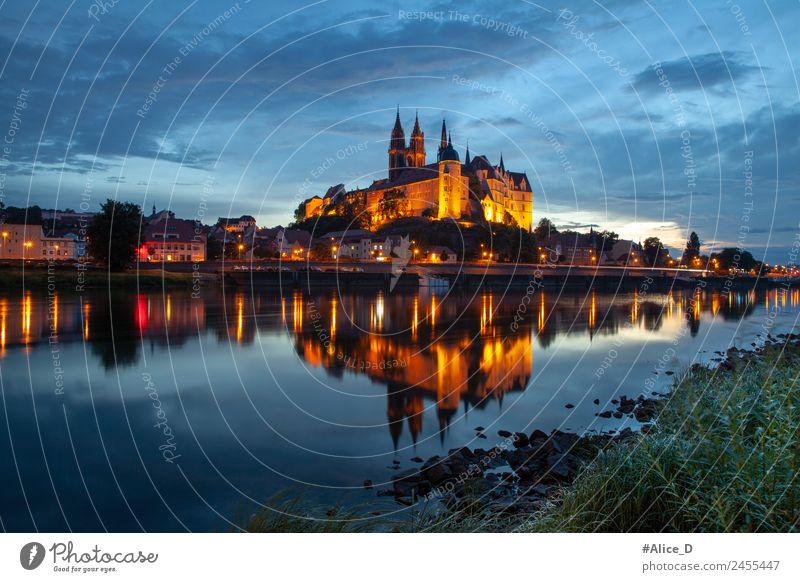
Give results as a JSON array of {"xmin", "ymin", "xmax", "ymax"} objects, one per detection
[{"xmin": 303, "ymin": 109, "xmax": 533, "ymax": 231}]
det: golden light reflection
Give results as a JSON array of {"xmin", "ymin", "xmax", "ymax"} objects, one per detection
[
  {"xmin": 412, "ymin": 296, "xmax": 418, "ymax": 340},
  {"xmin": 538, "ymin": 292, "xmax": 545, "ymax": 332},
  {"xmin": 22, "ymin": 293, "xmax": 32, "ymax": 344},
  {"xmin": 52, "ymin": 293, "xmax": 59, "ymax": 336},
  {"xmin": 430, "ymin": 295, "xmax": 437, "ymax": 329},
  {"xmin": 589, "ymin": 291, "xmax": 596, "ymax": 330},
  {"xmin": 0, "ymin": 298, "xmax": 7, "ymax": 354},
  {"xmin": 292, "ymin": 292, "xmax": 302, "ymax": 333},
  {"xmin": 83, "ymin": 300, "xmax": 90, "ymax": 340},
  {"xmin": 236, "ymin": 294, "xmax": 244, "ymax": 343},
  {"xmin": 330, "ymin": 297, "xmax": 337, "ymax": 340},
  {"xmin": 375, "ymin": 293, "xmax": 384, "ymax": 331},
  {"xmin": 166, "ymin": 294, "xmax": 172, "ymax": 323}
]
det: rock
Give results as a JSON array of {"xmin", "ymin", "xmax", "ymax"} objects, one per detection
[
  {"xmin": 376, "ymin": 489, "xmax": 394, "ymax": 497},
  {"xmin": 547, "ymin": 453, "xmax": 579, "ymax": 479},
  {"xmin": 424, "ymin": 462, "xmax": 453, "ymax": 485},
  {"xmin": 565, "ymin": 403, "xmax": 575, "ymax": 409},
  {"xmin": 394, "ymin": 468, "xmax": 421, "ymax": 483},
  {"xmin": 474, "ymin": 426, "xmax": 485, "ymax": 432},
  {"xmin": 593, "ymin": 398, "xmax": 600, "ymax": 405},
  {"xmin": 597, "ymin": 410, "xmax": 613, "ymax": 418},
  {"xmin": 363, "ymin": 479, "xmax": 373, "ymax": 489},
  {"xmin": 613, "ymin": 411, "xmax": 623, "ymax": 419},
  {"xmin": 498, "ymin": 430, "xmax": 512, "ymax": 438},
  {"xmin": 529, "ymin": 429, "xmax": 548, "ymax": 443},
  {"xmin": 665, "ymin": 370, "xmax": 674, "ymax": 376},
  {"xmin": 512, "ymin": 432, "xmax": 530, "ymax": 448},
  {"xmin": 410, "ymin": 456, "xmax": 423, "ymax": 463},
  {"xmin": 477, "ymin": 433, "xmax": 487, "ymax": 439}
]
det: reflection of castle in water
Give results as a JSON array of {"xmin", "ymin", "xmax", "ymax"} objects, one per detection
[{"xmin": 0, "ymin": 287, "xmax": 796, "ymax": 442}]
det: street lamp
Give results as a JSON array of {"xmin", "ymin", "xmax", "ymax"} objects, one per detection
[{"xmin": 238, "ymin": 243, "xmax": 244, "ymax": 260}]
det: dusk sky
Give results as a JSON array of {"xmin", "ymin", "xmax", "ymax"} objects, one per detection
[{"xmin": 0, "ymin": 0, "xmax": 797, "ymax": 261}]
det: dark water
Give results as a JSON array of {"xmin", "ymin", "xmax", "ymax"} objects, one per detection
[{"xmin": 0, "ymin": 285, "xmax": 797, "ymax": 531}]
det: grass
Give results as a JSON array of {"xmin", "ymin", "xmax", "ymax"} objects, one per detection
[
  {"xmin": 525, "ymin": 343, "xmax": 800, "ymax": 532},
  {"xmin": 0, "ymin": 266, "xmax": 199, "ymax": 291}
]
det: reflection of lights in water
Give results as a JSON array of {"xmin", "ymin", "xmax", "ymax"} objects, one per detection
[
  {"xmin": 412, "ymin": 295, "xmax": 418, "ymax": 339},
  {"xmin": 281, "ymin": 297, "xmax": 286, "ymax": 324},
  {"xmin": 330, "ymin": 297, "xmax": 337, "ymax": 339},
  {"xmin": 237, "ymin": 294, "xmax": 245, "ymax": 342},
  {"xmin": 538, "ymin": 292, "xmax": 545, "ymax": 332},
  {"xmin": 481, "ymin": 294, "xmax": 487, "ymax": 330},
  {"xmin": 711, "ymin": 291, "xmax": 720, "ymax": 316},
  {"xmin": 22, "ymin": 293, "xmax": 32, "ymax": 343},
  {"xmin": 693, "ymin": 292, "xmax": 701, "ymax": 321},
  {"xmin": 0, "ymin": 298, "xmax": 7, "ymax": 353},
  {"xmin": 589, "ymin": 291, "xmax": 596, "ymax": 330},
  {"xmin": 430, "ymin": 295, "xmax": 437, "ymax": 328},
  {"xmin": 631, "ymin": 289, "xmax": 637, "ymax": 324},
  {"xmin": 375, "ymin": 293, "xmax": 384, "ymax": 331},
  {"xmin": 83, "ymin": 301, "xmax": 90, "ymax": 340},
  {"xmin": 292, "ymin": 293, "xmax": 302, "ymax": 333},
  {"xmin": 52, "ymin": 294, "xmax": 59, "ymax": 335},
  {"xmin": 166, "ymin": 294, "xmax": 172, "ymax": 323},
  {"xmin": 136, "ymin": 295, "xmax": 147, "ymax": 331}
]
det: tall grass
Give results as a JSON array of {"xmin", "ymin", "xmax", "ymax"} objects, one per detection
[{"xmin": 527, "ymin": 344, "xmax": 800, "ymax": 532}]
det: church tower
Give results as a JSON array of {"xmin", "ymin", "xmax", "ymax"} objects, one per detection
[
  {"xmin": 388, "ymin": 108, "xmax": 407, "ymax": 181},
  {"xmin": 406, "ymin": 111, "xmax": 426, "ymax": 168},
  {"xmin": 437, "ymin": 119, "xmax": 448, "ymax": 161}
]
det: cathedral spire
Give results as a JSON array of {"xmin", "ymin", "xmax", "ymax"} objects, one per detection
[
  {"xmin": 465, "ymin": 139, "xmax": 471, "ymax": 165},
  {"xmin": 412, "ymin": 110, "xmax": 421, "ymax": 135},
  {"xmin": 499, "ymin": 153, "xmax": 505, "ymax": 172},
  {"xmin": 439, "ymin": 119, "xmax": 447, "ymax": 151}
]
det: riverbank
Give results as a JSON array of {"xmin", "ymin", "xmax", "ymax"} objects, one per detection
[
  {"xmin": 243, "ymin": 336, "xmax": 800, "ymax": 532},
  {"xmin": 0, "ymin": 266, "xmax": 200, "ymax": 292}
]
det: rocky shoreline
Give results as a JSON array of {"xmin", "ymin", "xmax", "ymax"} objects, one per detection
[{"xmin": 375, "ymin": 332, "xmax": 800, "ymax": 516}]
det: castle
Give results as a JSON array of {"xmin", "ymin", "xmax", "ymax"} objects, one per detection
[{"xmin": 302, "ymin": 110, "xmax": 533, "ymax": 231}]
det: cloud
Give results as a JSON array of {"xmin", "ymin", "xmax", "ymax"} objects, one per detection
[{"xmin": 632, "ymin": 51, "xmax": 760, "ymax": 94}]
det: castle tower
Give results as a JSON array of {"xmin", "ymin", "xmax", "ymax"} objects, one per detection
[
  {"xmin": 406, "ymin": 111, "xmax": 426, "ymax": 168},
  {"xmin": 437, "ymin": 119, "xmax": 448, "ymax": 161},
  {"xmin": 388, "ymin": 108, "xmax": 407, "ymax": 181},
  {"xmin": 437, "ymin": 132, "xmax": 463, "ymax": 219}
]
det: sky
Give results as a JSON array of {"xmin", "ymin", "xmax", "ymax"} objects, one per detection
[{"xmin": 0, "ymin": 0, "xmax": 797, "ymax": 262}]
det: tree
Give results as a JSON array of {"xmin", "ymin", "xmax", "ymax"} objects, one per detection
[
  {"xmin": 502, "ymin": 212, "xmax": 519, "ymax": 228},
  {"xmin": 593, "ymin": 230, "xmax": 619, "ymax": 254},
  {"xmin": 206, "ymin": 235, "xmax": 223, "ymax": 260},
  {"xmin": 682, "ymin": 231, "xmax": 701, "ymax": 266},
  {"xmin": 533, "ymin": 217, "xmax": 558, "ymax": 242},
  {"xmin": 309, "ymin": 240, "xmax": 331, "ymax": 260},
  {"xmin": 377, "ymin": 188, "xmax": 409, "ymax": 222},
  {"xmin": 87, "ymin": 199, "xmax": 143, "ymax": 271},
  {"xmin": 293, "ymin": 201, "xmax": 307, "ymax": 222},
  {"xmin": 710, "ymin": 248, "xmax": 760, "ymax": 272},
  {"xmin": 643, "ymin": 237, "xmax": 667, "ymax": 267}
]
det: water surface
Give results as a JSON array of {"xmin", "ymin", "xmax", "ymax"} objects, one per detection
[{"xmin": 0, "ymin": 285, "xmax": 797, "ymax": 531}]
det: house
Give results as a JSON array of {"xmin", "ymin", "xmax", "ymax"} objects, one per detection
[
  {"xmin": 0, "ymin": 223, "xmax": 43, "ymax": 259},
  {"xmin": 609, "ymin": 240, "xmax": 644, "ymax": 266},
  {"xmin": 426, "ymin": 245, "xmax": 456, "ymax": 263},
  {"xmin": 0, "ymin": 222, "xmax": 83, "ymax": 260},
  {"xmin": 139, "ymin": 212, "xmax": 206, "ymax": 262},
  {"xmin": 544, "ymin": 232, "xmax": 597, "ymax": 265},
  {"xmin": 217, "ymin": 215, "xmax": 257, "ymax": 233},
  {"xmin": 275, "ymin": 228, "xmax": 312, "ymax": 259}
]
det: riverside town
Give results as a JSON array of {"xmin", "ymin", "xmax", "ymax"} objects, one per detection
[{"xmin": 1, "ymin": 2, "xmax": 799, "ymax": 580}]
